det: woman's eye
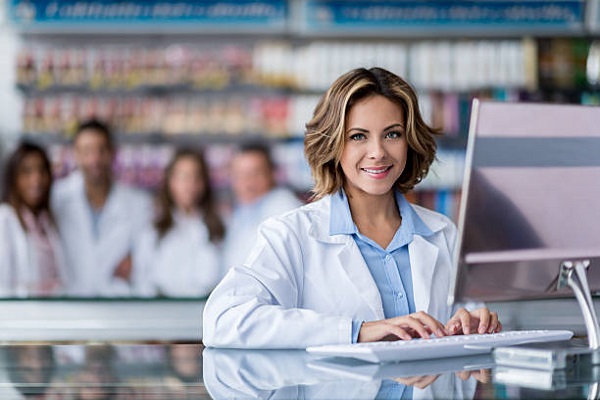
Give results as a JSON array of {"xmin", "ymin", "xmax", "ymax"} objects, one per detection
[
  {"xmin": 386, "ymin": 131, "xmax": 402, "ymax": 139},
  {"xmin": 349, "ymin": 133, "xmax": 366, "ymax": 141}
]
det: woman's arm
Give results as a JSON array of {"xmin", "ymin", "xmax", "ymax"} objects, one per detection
[{"xmin": 202, "ymin": 218, "xmax": 352, "ymax": 349}]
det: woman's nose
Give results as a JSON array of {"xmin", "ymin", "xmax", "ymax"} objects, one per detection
[{"xmin": 367, "ymin": 139, "xmax": 386, "ymax": 159}]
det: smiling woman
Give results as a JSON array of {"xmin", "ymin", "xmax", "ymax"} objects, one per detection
[{"xmin": 203, "ymin": 67, "xmax": 501, "ymax": 349}]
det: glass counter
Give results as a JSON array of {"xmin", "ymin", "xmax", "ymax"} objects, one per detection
[{"xmin": 1, "ymin": 342, "xmax": 599, "ymax": 399}]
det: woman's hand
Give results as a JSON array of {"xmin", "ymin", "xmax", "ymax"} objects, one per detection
[
  {"xmin": 358, "ymin": 311, "xmax": 448, "ymax": 342},
  {"xmin": 394, "ymin": 374, "xmax": 440, "ymax": 389},
  {"xmin": 456, "ymin": 369, "xmax": 491, "ymax": 384},
  {"xmin": 445, "ymin": 307, "xmax": 502, "ymax": 335}
]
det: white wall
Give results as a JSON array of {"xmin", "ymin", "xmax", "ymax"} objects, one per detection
[{"xmin": 0, "ymin": 0, "xmax": 23, "ymax": 155}]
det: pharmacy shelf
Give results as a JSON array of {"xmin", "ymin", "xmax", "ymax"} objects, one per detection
[
  {"xmin": 22, "ymin": 133, "xmax": 304, "ymax": 146},
  {"xmin": 16, "ymin": 84, "xmax": 296, "ymax": 97}
]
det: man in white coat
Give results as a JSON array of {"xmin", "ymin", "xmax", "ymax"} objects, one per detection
[
  {"xmin": 222, "ymin": 143, "xmax": 301, "ymax": 272},
  {"xmin": 52, "ymin": 120, "xmax": 152, "ymax": 296}
]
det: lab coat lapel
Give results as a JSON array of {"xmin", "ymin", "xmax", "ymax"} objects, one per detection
[
  {"xmin": 96, "ymin": 186, "xmax": 129, "ymax": 264},
  {"xmin": 409, "ymin": 235, "xmax": 439, "ymax": 314},
  {"xmin": 309, "ymin": 196, "xmax": 384, "ymax": 320},
  {"xmin": 336, "ymin": 240, "xmax": 385, "ymax": 320}
]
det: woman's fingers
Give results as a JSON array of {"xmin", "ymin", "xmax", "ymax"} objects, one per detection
[
  {"xmin": 476, "ymin": 308, "xmax": 491, "ymax": 334},
  {"xmin": 401, "ymin": 311, "xmax": 447, "ymax": 337},
  {"xmin": 358, "ymin": 312, "xmax": 447, "ymax": 342},
  {"xmin": 447, "ymin": 308, "xmax": 502, "ymax": 335},
  {"xmin": 457, "ymin": 369, "xmax": 492, "ymax": 383},
  {"xmin": 446, "ymin": 308, "xmax": 471, "ymax": 334},
  {"xmin": 487, "ymin": 312, "xmax": 501, "ymax": 333},
  {"xmin": 395, "ymin": 374, "xmax": 440, "ymax": 389},
  {"xmin": 358, "ymin": 320, "xmax": 412, "ymax": 342}
]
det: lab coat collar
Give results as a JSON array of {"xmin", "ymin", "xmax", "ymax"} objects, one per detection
[
  {"xmin": 328, "ymin": 189, "xmax": 433, "ymax": 240},
  {"xmin": 309, "ymin": 195, "xmax": 448, "ymax": 245},
  {"xmin": 306, "ymin": 194, "xmax": 445, "ymax": 316},
  {"xmin": 336, "ymin": 239, "xmax": 385, "ymax": 319}
]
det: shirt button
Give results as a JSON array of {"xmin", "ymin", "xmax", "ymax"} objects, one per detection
[
  {"xmin": 396, "ymin": 292, "xmax": 404, "ymax": 299},
  {"xmin": 385, "ymin": 254, "xmax": 392, "ymax": 261}
]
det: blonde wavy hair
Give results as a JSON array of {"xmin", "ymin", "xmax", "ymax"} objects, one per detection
[{"xmin": 304, "ymin": 67, "xmax": 440, "ymax": 200}]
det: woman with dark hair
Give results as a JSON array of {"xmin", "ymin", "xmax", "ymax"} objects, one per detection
[
  {"xmin": 132, "ymin": 149, "xmax": 225, "ymax": 297},
  {"xmin": 0, "ymin": 142, "xmax": 66, "ymax": 297}
]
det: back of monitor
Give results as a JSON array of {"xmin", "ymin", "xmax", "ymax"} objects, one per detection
[{"xmin": 450, "ymin": 100, "xmax": 600, "ymax": 303}]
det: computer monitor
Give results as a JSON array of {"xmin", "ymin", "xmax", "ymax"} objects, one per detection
[{"xmin": 449, "ymin": 100, "xmax": 600, "ymax": 304}]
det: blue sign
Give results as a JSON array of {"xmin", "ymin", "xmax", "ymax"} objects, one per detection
[
  {"xmin": 304, "ymin": 0, "xmax": 584, "ymax": 31},
  {"xmin": 10, "ymin": 0, "xmax": 287, "ymax": 28}
]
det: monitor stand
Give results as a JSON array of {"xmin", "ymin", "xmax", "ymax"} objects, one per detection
[
  {"xmin": 557, "ymin": 260, "xmax": 600, "ymax": 363},
  {"xmin": 494, "ymin": 259, "xmax": 600, "ymax": 374}
]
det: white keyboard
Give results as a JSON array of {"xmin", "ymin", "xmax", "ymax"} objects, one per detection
[{"xmin": 306, "ymin": 330, "xmax": 574, "ymax": 363}]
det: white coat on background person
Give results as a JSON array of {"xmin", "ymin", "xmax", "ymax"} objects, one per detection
[
  {"xmin": 51, "ymin": 120, "xmax": 153, "ymax": 297},
  {"xmin": 203, "ymin": 67, "xmax": 500, "ymax": 349},
  {"xmin": 132, "ymin": 149, "xmax": 225, "ymax": 297},
  {"xmin": 0, "ymin": 204, "xmax": 67, "ymax": 297},
  {"xmin": 204, "ymin": 195, "xmax": 457, "ymax": 348},
  {"xmin": 132, "ymin": 212, "xmax": 221, "ymax": 297},
  {"xmin": 0, "ymin": 142, "xmax": 67, "ymax": 297},
  {"xmin": 222, "ymin": 144, "xmax": 301, "ymax": 272},
  {"xmin": 223, "ymin": 187, "xmax": 301, "ymax": 271},
  {"xmin": 52, "ymin": 171, "xmax": 152, "ymax": 296}
]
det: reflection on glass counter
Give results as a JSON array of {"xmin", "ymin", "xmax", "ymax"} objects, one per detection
[
  {"xmin": 1, "ymin": 342, "xmax": 600, "ymax": 399},
  {"xmin": 202, "ymin": 348, "xmax": 483, "ymax": 400},
  {"xmin": 0, "ymin": 343, "xmax": 206, "ymax": 399}
]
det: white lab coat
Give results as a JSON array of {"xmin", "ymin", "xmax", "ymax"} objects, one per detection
[
  {"xmin": 51, "ymin": 172, "xmax": 152, "ymax": 297},
  {"xmin": 222, "ymin": 187, "xmax": 302, "ymax": 273},
  {"xmin": 203, "ymin": 194, "xmax": 458, "ymax": 348},
  {"xmin": 0, "ymin": 204, "xmax": 67, "ymax": 297},
  {"xmin": 132, "ymin": 211, "xmax": 222, "ymax": 297}
]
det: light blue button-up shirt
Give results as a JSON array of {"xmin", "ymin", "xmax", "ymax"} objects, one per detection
[{"xmin": 329, "ymin": 189, "xmax": 433, "ymax": 343}]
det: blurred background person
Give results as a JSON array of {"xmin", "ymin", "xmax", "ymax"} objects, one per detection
[
  {"xmin": 223, "ymin": 143, "xmax": 301, "ymax": 271},
  {"xmin": 0, "ymin": 142, "xmax": 66, "ymax": 297},
  {"xmin": 51, "ymin": 119, "xmax": 152, "ymax": 297},
  {"xmin": 132, "ymin": 149, "xmax": 225, "ymax": 297}
]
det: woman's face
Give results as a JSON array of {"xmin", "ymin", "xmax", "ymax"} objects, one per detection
[
  {"xmin": 168, "ymin": 156, "xmax": 206, "ymax": 213},
  {"xmin": 340, "ymin": 94, "xmax": 408, "ymax": 198},
  {"xmin": 16, "ymin": 152, "xmax": 51, "ymax": 210}
]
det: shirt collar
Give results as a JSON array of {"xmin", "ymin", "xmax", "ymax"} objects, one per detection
[
  {"xmin": 329, "ymin": 189, "xmax": 433, "ymax": 239},
  {"xmin": 329, "ymin": 189, "xmax": 357, "ymax": 235}
]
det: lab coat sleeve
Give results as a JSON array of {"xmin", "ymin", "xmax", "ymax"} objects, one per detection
[
  {"xmin": 120, "ymin": 190, "xmax": 154, "ymax": 295},
  {"xmin": 192, "ymin": 240, "xmax": 222, "ymax": 298},
  {"xmin": 203, "ymin": 217, "xmax": 352, "ymax": 349},
  {"xmin": 131, "ymin": 230, "xmax": 158, "ymax": 297},
  {"xmin": 132, "ymin": 191, "xmax": 154, "ymax": 233},
  {"xmin": 0, "ymin": 208, "xmax": 16, "ymax": 296}
]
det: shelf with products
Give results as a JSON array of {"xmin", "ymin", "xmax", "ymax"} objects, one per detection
[
  {"xmin": 15, "ymin": 37, "xmax": 537, "ymax": 139},
  {"xmin": 11, "ymin": 19, "xmax": 553, "ymax": 222}
]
